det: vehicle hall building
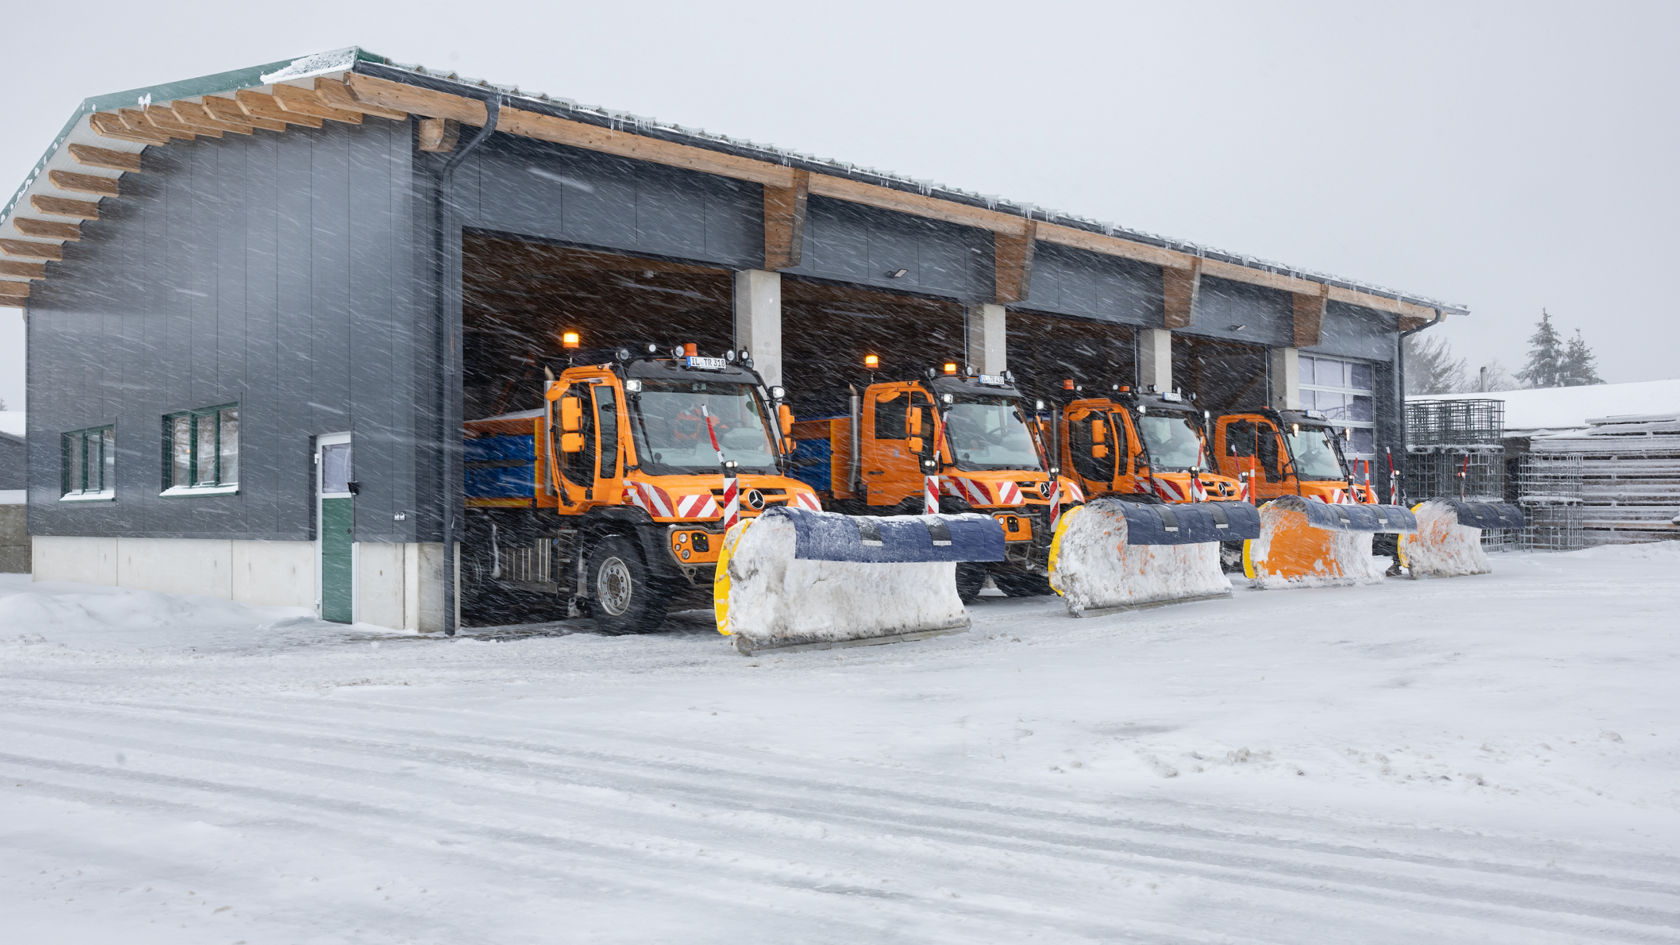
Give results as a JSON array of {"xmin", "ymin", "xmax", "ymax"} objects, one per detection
[{"xmin": 0, "ymin": 48, "xmax": 1466, "ymax": 632}]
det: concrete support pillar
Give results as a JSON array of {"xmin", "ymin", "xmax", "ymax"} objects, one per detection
[
  {"xmin": 1269, "ymin": 347, "xmax": 1301, "ymax": 410},
  {"xmin": 733, "ymin": 270, "xmax": 782, "ymax": 387},
  {"xmin": 966, "ymin": 303, "xmax": 1007, "ymax": 374},
  {"xmin": 1137, "ymin": 328, "xmax": 1172, "ymax": 391}
]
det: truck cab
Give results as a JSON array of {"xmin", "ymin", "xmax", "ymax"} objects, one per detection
[
  {"xmin": 790, "ymin": 364, "xmax": 1081, "ymax": 596},
  {"xmin": 1212, "ymin": 406, "xmax": 1376, "ymax": 504},
  {"xmin": 462, "ymin": 343, "xmax": 819, "ymax": 633},
  {"xmin": 1050, "ymin": 385, "xmax": 1242, "ymax": 504}
]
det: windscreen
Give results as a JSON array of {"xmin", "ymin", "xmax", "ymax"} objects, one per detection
[
  {"xmin": 1285, "ymin": 426, "xmax": 1347, "ymax": 480},
  {"xmin": 943, "ymin": 398, "xmax": 1044, "ymax": 471},
  {"xmin": 1136, "ymin": 413, "xmax": 1205, "ymax": 471},
  {"xmin": 630, "ymin": 381, "xmax": 778, "ymax": 474}
]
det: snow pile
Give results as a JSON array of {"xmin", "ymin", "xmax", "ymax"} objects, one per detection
[
  {"xmin": 1413, "ymin": 379, "xmax": 1680, "ymax": 434},
  {"xmin": 1246, "ymin": 505, "xmax": 1387, "ymax": 587},
  {"xmin": 717, "ymin": 514, "xmax": 969, "ymax": 651},
  {"xmin": 1401, "ymin": 500, "xmax": 1492, "ymax": 578},
  {"xmin": 1050, "ymin": 503, "xmax": 1230, "ymax": 614}
]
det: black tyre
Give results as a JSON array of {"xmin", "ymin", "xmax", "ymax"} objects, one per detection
[
  {"xmin": 955, "ymin": 562, "xmax": 987, "ymax": 603},
  {"xmin": 993, "ymin": 569, "xmax": 1054, "ymax": 597},
  {"xmin": 586, "ymin": 535, "xmax": 669, "ymax": 634}
]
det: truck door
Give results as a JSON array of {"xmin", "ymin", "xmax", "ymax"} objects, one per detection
[
  {"xmin": 862, "ymin": 385, "xmax": 934, "ymax": 508},
  {"xmin": 593, "ymin": 382, "xmax": 620, "ymax": 501},
  {"xmin": 550, "ymin": 382, "xmax": 596, "ymax": 507},
  {"xmin": 1220, "ymin": 418, "xmax": 1285, "ymax": 486},
  {"xmin": 1065, "ymin": 407, "xmax": 1116, "ymax": 495}
]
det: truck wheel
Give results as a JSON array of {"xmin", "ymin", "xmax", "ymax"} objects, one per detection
[
  {"xmin": 587, "ymin": 535, "xmax": 669, "ymax": 634},
  {"xmin": 955, "ymin": 563, "xmax": 987, "ymax": 603},
  {"xmin": 994, "ymin": 570, "xmax": 1053, "ymax": 597}
]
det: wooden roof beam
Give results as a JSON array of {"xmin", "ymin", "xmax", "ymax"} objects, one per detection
[
  {"xmin": 234, "ymin": 90, "xmax": 324, "ymax": 129},
  {"xmin": 0, "ymin": 261, "xmax": 47, "ymax": 280},
  {"xmin": 14, "ymin": 218, "xmax": 80, "ymax": 242},
  {"xmin": 68, "ymin": 144, "xmax": 143, "ymax": 173},
  {"xmin": 89, "ymin": 112, "xmax": 168, "ymax": 146},
  {"xmin": 204, "ymin": 96, "xmax": 286, "ymax": 132},
  {"xmin": 0, "ymin": 280, "xmax": 31, "ymax": 299},
  {"xmin": 31, "ymin": 195, "xmax": 100, "ymax": 220},
  {"xmin": 0, "ymin": 239, "xmax": 63, "ymax": 261},
  {"xmin": 117, "ymin": 109, "xmax": 194, "ymax": 142},
  {"xmin": 807, "ymin": 174, "xmax": 1026, "ymax": 234},
  {"xmin": 994, "ymin": 223, "xmax": 1036, "ymax": 304},
  {"xmin": 48, "ymin": 170, "xmax": 120, "ymax": 198},
  {"xmin": 172, "ymin": 100, "xmax": 254, "ymax": 135},
  {"xmin": 345, "ymin": 72, "xmax": 488, "ymax": 125},
  {"xmin": 1035, "ymin": 222, "xmax": 1195, "ymax": 270},
  {"xmin": 314, "ymin": 77, "xmax": 407, "ymax": 120},
  {"xmin": 1293, "ymin": 284, "xmax": 1328, "ymax": 348},
  {"xmin": 0, "ymin": 296, "xmax": 25, "ymax": 308},
  {"xmin": 417, "ymin": 118, "xmax": 460, "ymax": 153},
  {"xmin": 1200, "ymin": 258, "xmax": 1321, "ymax": 296},
  {"xmin": 1163, "ymin": 257, "xmax": 1202, "ymax": 330},
  {"xmin": 270, "ymin": 83, "xmax": 363, "ymax": 124},
  {"xmin": 763, "ymin": 168, "xmax": 809, "ymax": 270}
]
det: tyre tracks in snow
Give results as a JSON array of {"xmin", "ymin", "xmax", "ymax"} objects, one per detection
[{"xmin": 3, "ymin": 692, "xmax": 1678, "ymax": 944}]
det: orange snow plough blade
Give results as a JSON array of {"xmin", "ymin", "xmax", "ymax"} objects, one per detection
[
  {"xmin": 1243, "ymin": 496, "xmax": 1417, "ymax": 586},
  {"xmin": 1396, "ymin": 499, "xmax": 1526, "ymax": 578}
]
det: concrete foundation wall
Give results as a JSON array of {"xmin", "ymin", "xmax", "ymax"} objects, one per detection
[
  {"xmin": 31, "ymin": 535, "xmax": 444, "ymax": 631},
  {"xmin": 0, "ymin": 504, "xmax": 30, "ymax": 573}
]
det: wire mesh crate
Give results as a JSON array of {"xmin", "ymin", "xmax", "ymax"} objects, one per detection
[
  {"xmin": 1402, "ymin": 446, "xmax": 1506, "ymax": 504},
  {"xmin": 1516, "ymin": 453, "xmax": 1585, "ymax": 551},
  {"xmin": 1406, "ymin": 399, "xmax": 1505, "ymax": 448}
]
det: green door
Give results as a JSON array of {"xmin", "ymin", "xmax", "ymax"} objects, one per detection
[{"xmin": 319, "ymin": 438, "xmax": 354, "ymax": 623}]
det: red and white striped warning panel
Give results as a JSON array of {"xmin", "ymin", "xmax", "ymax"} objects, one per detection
[
  {"xmin": 1063, "ymin": 480, "xmax": 1085, "ymax": 504},
  {"xmin": 720, "ymin": 478, "xmax": 741, "ymax": 529},
  {"xmin": 672, "ymin": 492, "xmax": 722, "ymax": 520},
  {"xmin": 790, "ymin": 491, "xmax": 821, "ymax": 512},
  {"xmin": 1151, "ymin": 478, "xmax": 1187, "ymax": 502},
  {"xmin": 942, "ymin": 476, "xmax": 992, "ymax": 506},
  {"xmin": 994, "ymin": 480, "xmax": 1025, "ymax": 506},
  {"xmin": 623, "ymin": 481, "xmax": 675, "ymax": 517},
  {"xmin": 923, "ymin": 475, "xmax": 940, "ymax": 514}
]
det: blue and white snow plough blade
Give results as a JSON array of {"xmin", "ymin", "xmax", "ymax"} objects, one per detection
[
  {"xmin": 1436, "ymin": 499, "xmax": 1525, "ymax": 531},
  {"xmin": 1048, "ymin": 498, "xmax": 1259, "ymax": 617},
  {"xmin": 714, "ymin": 507, "xmax": 1007, "ymax": 654}
]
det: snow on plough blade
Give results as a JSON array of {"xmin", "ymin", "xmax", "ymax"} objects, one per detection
[
  {"xmin": 1397, "ymin": 500, "xmax": 1525, "ymax": 578},
  {"xmin": 1048, "ymin": 498, "xmax": 1260, "ymax": 616},
  {"xmin": 713, "ymin": 507, "xmax": 1007, "ymax": 654},
  {"xmin": 1243, "ymin": 496, "xmax": 1417, "ymax": 586}
]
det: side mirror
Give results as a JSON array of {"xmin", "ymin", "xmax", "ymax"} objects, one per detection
[
  {"xmin": 906, "ymin": 407, "xmax": 923, "ymax": 437},
  {"xmin": 1093, "ymin": 444, "xmax": 1109, "ymax": 460},
  {"xmin": 560, "ymin": 432, "xmax": 584, "ymax": 453},
  {"xmin": 906, "ymin": 436, "xmax": 924, "ymax": 455},
  {"xmin": 778, "ymin": 403, "xmax": 794, "ymax": 437},
  {"xmin": 560, "ymin": 397, "xmax": 583, "ymax": 434},
  {"xmin": 782, "ymin": 436, "xmax": 796, "ymax": 454},
  {"xmin": 1091, "ymin": 421, "xmax": 1106, "ymax": 444}
]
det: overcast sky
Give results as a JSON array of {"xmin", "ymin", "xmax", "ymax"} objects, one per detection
[{"xmin": 2, "ymin": 0, "xmax": 1676, "ymax": 411}]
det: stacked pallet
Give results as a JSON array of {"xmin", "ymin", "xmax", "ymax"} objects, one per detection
[{"xmin": 1530, "ymin": 414, "xmax": 1680, "ymax": 544}]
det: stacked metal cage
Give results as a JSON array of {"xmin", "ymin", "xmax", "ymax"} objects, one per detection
[
  {"xmin": 1514, "ymin": 453, "xmax": 1585, "ymax": 551},
  {"xmin": 1404, "ymin": 399, "xmax": 1512, "ymax": 550}
]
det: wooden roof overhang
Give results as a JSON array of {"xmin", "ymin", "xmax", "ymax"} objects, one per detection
[{"xmin": 0, "ymin": 49, "xmax": 1461, "ymax": 337}]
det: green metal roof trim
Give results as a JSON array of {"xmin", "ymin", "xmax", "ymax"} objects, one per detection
[{"xmin": 0, "ymin": 47, "xmax": 390, "ymax": 229}]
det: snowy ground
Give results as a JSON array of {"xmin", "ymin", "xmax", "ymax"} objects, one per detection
[{"xmin": 2, "ymin": 545, "xmax": 1678, "ymax": 944}]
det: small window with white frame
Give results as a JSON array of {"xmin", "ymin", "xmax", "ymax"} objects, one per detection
[
  {"xmin": 162, "ymin": 404, "xmax": 239, "ymax": 495},
  {"xmin": 1299, "ymin": 355, "xmax": 1377, "ymax": 463},
  {"xmin": 62, "ymin": 425, "xmax": 116, "ymax": 501}
]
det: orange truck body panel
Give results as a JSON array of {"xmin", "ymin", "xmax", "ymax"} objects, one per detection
[
  {"xmin": 1211, "ymin": 411, "xmax": 1375, "ymax": 504},
  {"xmin": 1050, "ymin": 396, "xmax": 1241, "ymax": 503}
]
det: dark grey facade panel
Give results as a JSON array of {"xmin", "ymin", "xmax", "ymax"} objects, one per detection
[
  {"xmin": 1306, "ymin": 301, "xmax": 1400, "ymax": 363},
  {"xmin": 786, "ymin": 196, "xmax": 991, "ymax": 301},
  {"xmin": 26, "ymin": 120, "xmax": 422, "ymax": 543},
  {"xmin": 459, "ymin": 136, "xmax": 761, "ymax": 270},
  {"xmin": 1022, "ymin": 242, "xmax": 1165, "ymax": 326},
  {"xmin": 1189, "ymin": 276, "xmax": 1291, "ymax": 347}
]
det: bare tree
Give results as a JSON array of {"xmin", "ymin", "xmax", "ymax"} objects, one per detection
[{"xmin": 1403, "ymin": 333, "xmax": 1467, "ymax": 394}]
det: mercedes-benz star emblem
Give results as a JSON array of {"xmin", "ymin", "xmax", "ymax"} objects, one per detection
[
  {"xmin": 746, "ymin": 489, "xmax": 765, "ymax": 510},
  {"xmin": 1038, "ymin": 481, "xmax": 1053, "ymax": 498}
]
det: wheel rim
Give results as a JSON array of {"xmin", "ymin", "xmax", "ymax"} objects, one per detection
[{"xmin": 597, "ymin": 556, "xmax": 634, "ymax": 617}]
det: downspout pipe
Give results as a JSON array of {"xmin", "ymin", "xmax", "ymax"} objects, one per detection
[
  {"xmin": 438, "ymin": 98, "xmax": 501, "ymax": 637},
  {"xmin": 1393, "ymin": 311, "xmax": 1445, "ymax": 504}
]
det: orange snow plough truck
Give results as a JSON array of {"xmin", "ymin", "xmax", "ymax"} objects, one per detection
[
  {"xmin": 1035, "ymin": 384, "xmax": 1261, "ymax": 614},
  {"xmin": 789, "ymin": 363, "xmax": 1078, "ymax": 601},
  {"xmin": 1211, "ymin": 407, "xmax": 1417, "ymax": 585},
  {"xmin": 462, "ymin": 343, "xmax": 824, "ymax": 637}
]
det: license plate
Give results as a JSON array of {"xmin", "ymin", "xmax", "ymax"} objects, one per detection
[{"xmin": 685, "ymin": 356, "xmax": 728, "ymax": 370}]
